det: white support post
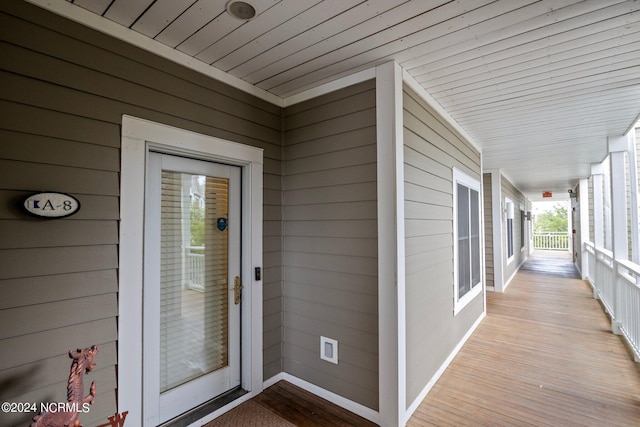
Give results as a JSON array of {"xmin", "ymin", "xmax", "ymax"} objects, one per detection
[
  {"xmin": 568, "ymin": 197, "xmax": 574, "ymax": 256},
  {"xmin": 591, "ymin": 164, "xmax": 605, "ymax": 248},
  {"xmin": 490, "ymin": 170, "xmax": 505, "ymax": 292},
  {"xmin": 579, "ymin": 179, "xmax": 590, "ymax": 280},
  {"xmin": 608, "ymin": 135, "xmax": 629, "ymax": 334},
  {"xmin": 627, "ymin": 130, "xmax": 640, "ymax": 266},
  {"xmin": 591, "ymin": 163, "xmax": 604, "ymax": 300}
]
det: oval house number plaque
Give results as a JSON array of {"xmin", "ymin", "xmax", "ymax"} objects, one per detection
[{"xmin": 24, "ymin": 192, "xmax": 80, "ymax": 218}]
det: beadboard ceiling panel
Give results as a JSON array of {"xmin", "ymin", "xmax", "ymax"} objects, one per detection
[{"xmin": 58, "ymin": 0, "xmax": 640, "ymax": 198}]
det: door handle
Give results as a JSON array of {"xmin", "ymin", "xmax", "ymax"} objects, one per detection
[{"xmin": 230, "ymin": 276, "xmax": 242, "ymax": 305}]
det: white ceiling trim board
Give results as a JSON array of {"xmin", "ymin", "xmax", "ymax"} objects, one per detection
[
  {"xmin": 625, "ymin": 113, "xmax": 640, "ymax": 135},
  {"xmin": 282, "ymin": 67, "xmax": 375, "ymax": 107},
  {"xmin": 26, "ymin": 0, "xmax": 284, "ymax": 107}
]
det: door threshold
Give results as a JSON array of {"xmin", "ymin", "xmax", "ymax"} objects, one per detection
[{"xmin": 160, "ymin": 387, "xmax": 248, "ymax": 427}]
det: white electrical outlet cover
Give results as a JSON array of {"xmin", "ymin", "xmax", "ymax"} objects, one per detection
[{"xmin": 320, "ymin": 336, "xmax": 338, "ymax": 364}]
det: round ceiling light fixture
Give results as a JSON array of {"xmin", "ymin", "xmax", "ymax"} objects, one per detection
[{"xmin": 226, "ymin": 1, "xmax": 256, "ymax": 20}]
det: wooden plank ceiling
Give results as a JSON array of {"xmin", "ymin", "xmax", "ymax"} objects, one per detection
[{"xmin": 65, "ymin": 0, "xmax": 640, "ymax": 197}]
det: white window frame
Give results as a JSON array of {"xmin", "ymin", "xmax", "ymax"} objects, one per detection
[
  {"xmin": 519, "ymin": 204, "xmax": 527, "ymax": 253},
  {"xmin": 505, "ymin": 197, "xmax": 515, "ymax": 265},
  {"xmin": 453, "ymin": 168, "xmax": 483, "ymax": 315},
  {"xmin": 118, "ymin": 116, "xmax": 263, "ymax": 425}
]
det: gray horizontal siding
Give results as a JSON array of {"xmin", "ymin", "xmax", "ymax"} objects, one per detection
[
  {"xmin": 0, "ymin": 129, "xmax": 119, "ymax": 170},
  {"xmin": 0, "ymin": 246, "xmax": 118, "ymax": 280},
  {"xmin": 0, "ymin": 2, "xmax": 283, "ymax": 425},
  {"xmin": 0, "ymin": 342, "xmax": 116, "ymax": 399},
  {"xmin": 0, "ymin": 270, "xmax": 117, "ymax": 310},
  {"xmin": 282, "ymin": 80, "xmax": 379, "ymax": 411},
  {"xmin": 263, "ymin": 152, "xmax": 284, "ymax": 380},
  {"xmin": 403, "ymin": 83, "xmax": 483, "ymax": 406},
  {"xmin": 2, "ymin": 343, "xmax": 117, "ymax": 427},
  {"xmin": 0, "ymin": 220, "xmax": 118, "ymax": 249},
  {"xmin": 0, "ymin": 158, "xmax": 119, "ymax": 195}
]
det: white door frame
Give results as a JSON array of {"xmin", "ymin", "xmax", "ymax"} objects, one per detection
[{"xmin": 118, "ymin": 115, "xmax": 263, "ymax": 425}]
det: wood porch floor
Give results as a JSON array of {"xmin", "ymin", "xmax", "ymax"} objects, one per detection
[
  {"xmin": 207, "ymin": 250, "xmax": 640, "ymax": 426},
  {"xmin": 408, "ymin": 250, "xmax": 640, "ymax": 426}
]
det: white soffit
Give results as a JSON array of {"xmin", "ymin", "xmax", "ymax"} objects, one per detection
[{"xmin": 24, "ymin": 0, "xmax": 640, "ymax": 197}]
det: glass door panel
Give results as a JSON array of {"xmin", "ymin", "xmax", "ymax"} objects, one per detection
[
  {"xmin": 159, "ymin": 172, "xmax": 230, "ymax": 392},
  {"xmin": 144, "ymin": 152, "xmax": 240, "ymax": 425}
]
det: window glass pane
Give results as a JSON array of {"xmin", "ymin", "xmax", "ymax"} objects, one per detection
[
  {"xmin": 459, "ymin": 240, "xmax": 471, "ymax": 297},
  {"xmin": 457, "ymin": 184, "xmax": 470, "ymax": 298},
  {"xmin": 160, "ymin": 172, "xmax": 229, "ymax": 393},
  {"xmin": 470, "ymin": 190, "xmax": 479, "ymax": 236},
  {"xmin": 457, "ymin": 184, "xmax": 469, "ymax": 239},
  {"xmin": 507, "ymin": 218, "xmax": 514, "ymax": 258},
  {"xmin": 520, "ymin": 210, "xmax": 525, "ymax": 249},
  {"xmin": 470, "ymin": 189, "xmax": 480, "ymax": 286}
]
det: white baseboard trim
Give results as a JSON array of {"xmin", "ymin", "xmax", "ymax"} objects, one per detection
[
  {"xmin": 263, "ymin": 373, "xmax": 381, "ymax": 425},
  {"xmin": 404, "ymin": 311, "xmax": 486, "ymax": 424},
  {"xmin": 503, "ymin": 269, "xmax": 517, "ymax": 291},
  {"xmin": 263, "ymin": 371, "xmax": 286, "ymax": 389},
  {"xmin": 503, "ymin": 257, "xmax": 527, "ymax": 291},
  {"xmin": 574, "ymin": 262, "xmax": 582, "ymax": 277}
]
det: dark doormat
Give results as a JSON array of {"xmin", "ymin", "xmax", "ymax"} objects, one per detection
[{"xmin": 204, "ymin": 400, "xmax": 296, "ymax": 427}]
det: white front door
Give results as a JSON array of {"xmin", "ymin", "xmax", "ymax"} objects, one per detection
[{"xmin": 144, "ymin": 152, "xmax": 241, "ymax": 425}]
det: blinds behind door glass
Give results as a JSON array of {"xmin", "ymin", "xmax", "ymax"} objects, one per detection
[{"xmin": 160, "ymin": 171, "xmax": 229, "ymax": 393}]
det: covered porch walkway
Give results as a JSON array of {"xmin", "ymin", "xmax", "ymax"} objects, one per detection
[
  {"xmin": 208, "ymin": 250, "xmax": 640, "ymax": 426},
  {"xmin": 408, "ymin": 250, "xmax": 640, "ymax": 426}
]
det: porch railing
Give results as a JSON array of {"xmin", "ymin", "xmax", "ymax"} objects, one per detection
[
  {"xmin": 185, "ymin": 246, "xmax": 205, "ymax": 291},
  {"xmin": 585, "ymin": 241, "xmax": 640, "ymax": 362},
  {"xmin": 533, "ymin": 232, "xmax": 570, "ymax": 250}
]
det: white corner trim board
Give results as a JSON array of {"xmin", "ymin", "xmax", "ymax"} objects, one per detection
[{"xmin": 376, "ymin": 61, "xmax": 407, "ymax": 427}]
